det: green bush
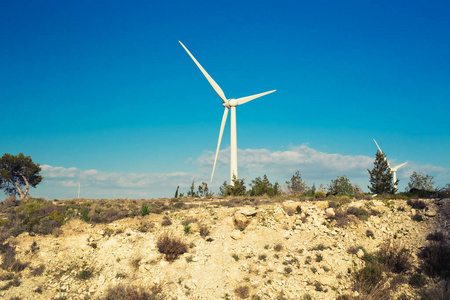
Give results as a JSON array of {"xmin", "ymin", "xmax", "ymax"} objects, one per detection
[
  {"xmin": 353, "ymin": 263, "xmax": 384, "ymax": 294},
  {"xmin": 219, "ymin": 175, "xmax": 247, "ymax": 197},
  {"xmin": 141, "ymin": 203, "xmax": 150, "ymax": 216},
  {"xmin": 77, "ymin": 269, "xmax": 93, "ymax": 280},
  {"xmin": 327, "ymin": 175, "xmax": 356, "ymax": 195},
  {"xmin": 412, "ymin": 214, "xmax": 424, "ymax": 222},
  {"xmin": 249, "ymin": 174, "xmax": 281, "ymax": 197},
  {"xmin": 285, "ymin": 170, "xmax": 308, "ymax": 195},
  {"xmin": 407, "ymin": 171, "xmax": 435, "ymax": 192},
  {"xmin": 314, "ymin": 191, "xmax": 326, "ymax": 199},
  {"xmin": 409, "ymin": 273, "xmax": 426, "ymax": 288}
]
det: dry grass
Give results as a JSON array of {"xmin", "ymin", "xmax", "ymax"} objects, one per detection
[
  {"xmin": 378, "ymin": 241, "xmax": 412, "ymax": 274},
  {"xmin": 418, "ymin": 239, "xmax": 450, "ymax": 279},
  {"xmin": 199, "ymin": 224, "xmax": 210, "ymax": 237},
  {"xmin": 161, "ymin": 215, "xmax": 172, "ymax": 227},
  {"xmin": 156, "ymin": 232, "xmax": 188, "ymax": 261},
  {"xmin": 103, "ymin": 283, "xmax": 165, "ymax": 300},
  {"xmin": 234, "ymin": 285, "xmax": 250, "ymax": 299}
]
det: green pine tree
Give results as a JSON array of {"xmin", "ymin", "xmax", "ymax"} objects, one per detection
[
  {"xmin": 285, "ymin": 170, "xmax": 308, "ymax": 195},
  {"xmin": 368, "ymin": 150, "xmax": 396, "ymax": 195},
  {"xmin": 219, "ymin": 175, "xmax": 247, "ymax": 197}
]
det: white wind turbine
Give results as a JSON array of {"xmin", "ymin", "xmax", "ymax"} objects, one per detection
[
  {"xmin": 373, "ymin": 139, "xmax": 407, "ymax": 191},
  {"xmin": 179, "ymin": 41, "xmax": 276, "ymax": 184}
]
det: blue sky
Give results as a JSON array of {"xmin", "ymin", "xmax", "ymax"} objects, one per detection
[{"xmin": 1, "ymin": 0, "xmax": 449, "ymax": 199}]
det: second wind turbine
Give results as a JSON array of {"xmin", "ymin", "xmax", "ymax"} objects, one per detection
[{"xmin": 179, "ymin": 41, "xmax": 276, "ymax": 185}]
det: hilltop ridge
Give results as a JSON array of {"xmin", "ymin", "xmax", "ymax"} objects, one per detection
[{"xmin": 0, "ymin": 196, "xmax": 449, "ymax": 299}]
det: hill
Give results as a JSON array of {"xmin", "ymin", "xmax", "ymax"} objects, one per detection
[{"xmin": 0, "ymin": 196, "xmax": 449, "ymax": 299}]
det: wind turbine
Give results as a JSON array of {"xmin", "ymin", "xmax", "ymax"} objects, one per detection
[
  {"xmin": 179, "ymin": 41, "xmax": 276, "ymax": 184},
  {"xmin": 373, "ymin": 139, "xmax": 407, "ymax": 191}
]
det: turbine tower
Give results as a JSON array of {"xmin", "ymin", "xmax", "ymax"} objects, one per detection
[
  {"xmin": 373, "ymin": 139, "xmax": 407, "ymax": 191},
  {"xmin": 180, "ymin": 41, "xmax": 275, "ymax": 184}
]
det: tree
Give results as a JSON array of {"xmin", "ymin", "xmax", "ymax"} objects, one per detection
[
  {"xmin": 368, "ymin": 150, "xmax": 396, "ymax": 195},
  {"xmin": 0, "ymin": 153, "xmax": 43, "ymax": 200},
  {"xmin": 285, "ymin": 170, "xmax": 308, "ymax": 195},
  {"xmin": 328, "ymin": 175, "xmax": 356, "ymax": 195},
  {"xmin": 249, "ymin": 174, "xmax": 281, "ymax": 197},
  {"xmin": 219, "ymin": 175, "xmax": 247, "ymax": 197},
  {"xmin": 174, "ymin": 186, "xmax": 179, "ymax": 198},
  {"xmin": 406, "ymin": 171, "xmax": 435, "ymax": 192},
  {"xmin": 197, "ymin": 182, "xmax": 211, "ymax": 198},
  {"xmin": 187, "ymin": 179, "xmax": 197, "ymax": 197}
]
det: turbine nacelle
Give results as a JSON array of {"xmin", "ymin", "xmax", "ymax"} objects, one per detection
[{"xmin": 223, "ymin": 99, "xmax": 238, "ymax": 108}]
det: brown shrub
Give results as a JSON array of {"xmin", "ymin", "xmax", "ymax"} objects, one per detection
[
  {"xmin": 0, "ymin": 243, "xmax": 28, "ymax": 272},
  {"xmin": 332, "ymin": 210, "xmax": 358, "ymax": 227},
  {"xmin": 103, "ymin": 283, "xmax": 165, "ymax": 300},
  {"xmin": 234, "ymin": 285, "xmax": 250, "ymax": 299},
  {"xmin": 418, "ymin": 280, "xmax": 450, "ymax": 300},
  {"xmin": 426, "ymin": 231, "xmax": 446, "ymax": 242},
  {"xmin": 31, "ymin": 264, "xmax": 45, "ymax": 276},
  {"xmin": 274, "ymin": 243, "xmax": 283, "ymax": 252},
  {"xmin": 378, "ymin": 241, "xmax": 412, "ymax": 274},
  {"xmin": 0, "ymin": 277, "xmax": 21, "ymax": 291},
  {"xmin": 199, "ymin": 224, "xmax": 210, "ymax": 237},
  {"xmin": 3, "ymin": 195, "xmax": 18, "ymax": 207},
  {"xmin": 156, "ymin": 232, "xmax": 187, "ymax": 261},
  {"xmin": 418, "ymin": 240, "xmax": 450, "ymax": 279},
  {"xmin": 161, "ymin": 216, "xmax": 172, "ymax": 227}
]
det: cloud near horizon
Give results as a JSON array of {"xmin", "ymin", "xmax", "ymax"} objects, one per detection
[
  {"xmin": 35, "ymin": 144, "xmax": 449, "ymax": 199},
  {"xmin": 40, "ymin": 165, "xmax": 194, "ymax": 190},
  {"xmin": 198, "ymin": 144, "xmax": 374, "ymax": 178}
]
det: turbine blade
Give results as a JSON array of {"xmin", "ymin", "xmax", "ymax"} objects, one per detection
[
  {"xmin": 235, "ymin": 90, "xmax": 276, "ymax": 105},
  {"xmin": 211, "ymin": 107, "xmax": 229, "ymax": 182},
  {"xmin": 392, "ymin": 161, "xmax": 407, "ymax": 171},
  {"xmin": 373, "ymin": 139, "xmax": 390, "ymax": 167},
  {"xmin": 373, "ymin": 139, "xmax": 383, "ymax": 153},
  {"xmin": 179, "ymin": 41, "xmax": 227, "ymax": 102}
]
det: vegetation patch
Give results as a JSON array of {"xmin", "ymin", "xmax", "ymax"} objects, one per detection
[
  {"xmin": 103, "ymin": 284, "xmax": 165, "ymax": 300},
  {"xmin": 157, "ymin": 232, "xmax": 188, "ymax": 261},
  {"xmin": 418, "ymin": 239, "xmax": 450, "ymax": 279},
  {"xmin": 77, "ymin": 269, "xmax": 93, "ymax": 280},
  {"xmin": 234, "ymin": 285, "xmax": 250, "ymax": 299},
  {"xmin": 407, "ymin": 199, "xmax": 427, "ymax": 210}
]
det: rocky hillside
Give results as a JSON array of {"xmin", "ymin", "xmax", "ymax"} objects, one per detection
[{"xmin": 0, "ymin": 196, "xmax": 449, "ymax": 299}]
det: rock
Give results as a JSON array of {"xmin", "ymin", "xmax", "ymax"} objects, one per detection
[
  {"xmin": 425, "ymin": 210, "xmax": 437, "ymax": 217},
  {"xmin": 325, "ymin": 208, "xmax": 335, "ymax": 218},
  {"xmin": 230, "ymin": 230, "xmax": 243, "ymax": 240},
  {"xmin": 316, "ymin": 201, "xmax": 329, "ymax": 210},
  {"xmin": 282, "ymin": 201, "xmax": 302, "ymax": 215},
  {"xmin": 189, "ymin": 222, "xmax": 200, "ymax": 233},
  {"xmin": 356, "ymin": 249, "xmax": 365, "ymax": 259},
  {"xmin": 273, "ymin": 208, "xmax": 288, "ymax": 223},
  {"xmin": 233, "ymin": 207, "xmax": 258, "ymax": 229}
]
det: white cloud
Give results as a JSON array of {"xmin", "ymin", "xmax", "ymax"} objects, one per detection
[
  {"xmin": 33, "ymin": 144, "xmax": 449, "ymax": 199},
  {"xmin": 198, "ymin": 144, "xmax": 373, "ymax": 178},
  {"xmin": 39, "ymin": 165, "xmax": 195, "ymax": 199},
  {"xmin": 197, "ymin": 144, "xmax": 450, "ymax": 191}
]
